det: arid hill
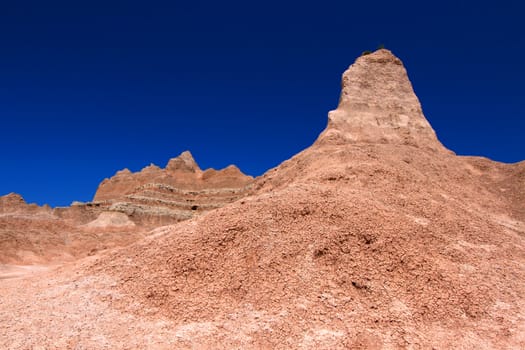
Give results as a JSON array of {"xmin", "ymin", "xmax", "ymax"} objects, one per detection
[
  {"xmin": 1, "ymin": 49, "xmax": 523, "ymax": 349},
  {"xmin": 0, "ymin": 192, "xmax": 147, "ymax": 264},
  {"xmin": 0, "ymin": 152, "xmax": 253, "ymax": 264}
]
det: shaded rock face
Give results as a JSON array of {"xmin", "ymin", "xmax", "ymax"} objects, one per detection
[
  {"xmin": 92, "ymin": 151, "xmax": 254, "ymax": 226},
  {"xmin": 316, "ymin": 49, "xmax": 442, "ymax": 150}
]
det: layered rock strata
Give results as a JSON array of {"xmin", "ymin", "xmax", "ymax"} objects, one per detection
[
  {"xmin": 91, "ymin": 151, "xmax": 254, "ymax": 226},
  {"xmin": 0, "ymin": 151, "xmax": 253, "ymax": 263}
]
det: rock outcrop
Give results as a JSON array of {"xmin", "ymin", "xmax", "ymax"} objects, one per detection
[
  {"xmin": 91, "ymin": 151, "xmax": 254, "ymax": 225},
  {"xmin": 84, "ymin": 211, "xmax": 136, "ymax": 229},
  {"xmin": 0, "ymin": 193, "xmax": 146, "ymax": 264},
  {"xmin": 0, "ymin": 152, "xmax": 253, "ymax": 263},
  {"xmin": 0, "ymin": 193, "xmax": 51, "ymax": 215},
  {"xmin": 316, "ymin": 49, "xmax": 443, "ymax": 150}
]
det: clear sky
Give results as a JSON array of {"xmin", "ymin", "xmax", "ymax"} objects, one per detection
[{"xmin": 1, "ymin": 1, "xmax": 524, "ymax": 207}]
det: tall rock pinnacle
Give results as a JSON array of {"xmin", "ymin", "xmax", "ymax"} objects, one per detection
[{"xmin": 316, "ymin": 49, "xmax": 443, "ymax": 150}]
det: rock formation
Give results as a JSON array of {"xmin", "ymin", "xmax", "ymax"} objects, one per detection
[
  {"xmin": 0, "ymin": 193, "xmax": 146, "ymax": 264},
  {"xmin": 316, "ymin": 49, "xmax": 442, "ymax": 150},
  {"xmin": 0, "ymin": 151, "xmax": 253, "ymax": 263},
  {"xmin": 91, "ymin": 150, "xmax": 253, "ymax": 225},
  {"xmin": 0, "ymin": 49, "xmax": 524, "ymax": 349},
  {"xmin": 0, "ymin": 192, "xmax": 51, "ymax": 214},
  {"xmin": 83, "ymin": 211, "xmax": 136, "ymax": 229}
]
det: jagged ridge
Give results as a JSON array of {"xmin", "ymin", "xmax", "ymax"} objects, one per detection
[{"xmin": 92, "ymin": 150, "xmax": 254, "ymax": 225}]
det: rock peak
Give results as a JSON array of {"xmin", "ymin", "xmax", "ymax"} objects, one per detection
[
  {"xmin": 316, "ymin": 49, "xmax": 443, "ymax": 150},
  {"xmin": 1, "ymin": 192, "xmax": 25, "ymax": 201},
  {"xmin": 166, "ymin": 150, "xmax": 201, "ymax": 173},
  {"xmin": 0, "ymin": 193, "xmax": 28, "ymax": 213}
]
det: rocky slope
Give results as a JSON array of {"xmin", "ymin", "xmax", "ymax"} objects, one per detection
[
  {"xmin": 0, "ymin": 193, "xmax": 147, "ymax": 264},
  {"xmin": 1, "ymin": 49, "xmax": 523, "ymax": 349},
  {"xmin": 0, "ymin": 152, "xmax": 253, "ymax": 263}
]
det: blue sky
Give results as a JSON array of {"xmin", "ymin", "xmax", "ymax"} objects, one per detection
[{"xmin": 1, "ymin": 1, "xmax": 523, "ymax": 206}]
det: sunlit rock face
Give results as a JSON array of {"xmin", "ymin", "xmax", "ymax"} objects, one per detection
[
  {"xmin": 316, "ymin": 49, "xmax": 443, "ymax": 151},
  {"xmin": 92, "ymin": 150, "xmax": 254, "ymax": 225}
]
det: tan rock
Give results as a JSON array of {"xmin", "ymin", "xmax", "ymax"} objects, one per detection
[
  {"xmin": 316, "ymin": 49, "xmax": 443, "ymax": 151},
  {"xmin": 84, "ymin": 211, "xmax": 136, "ymax": 228}
]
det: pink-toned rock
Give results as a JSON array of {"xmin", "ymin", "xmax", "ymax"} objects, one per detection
[
  {"xmin": 0, "ymin": 193, "xmax": 51, "ymax": 214},
  {"xmin": 0, "ymin": 151, "xmax": 253, "ymax": 264},
  {"xmin": 0, "ymin": 49, "xmax": 524, "ymax": 349},
  {"xmin": 92, "ymin": 150, "xmax": 254, "ymax": 225},
  {"xmin": 165, "ymin": 150, "xmax": 201, "ymax": 173},
  {"xmin": 0, "ymin": 193, "xmax": 146, "ymax": 264}
]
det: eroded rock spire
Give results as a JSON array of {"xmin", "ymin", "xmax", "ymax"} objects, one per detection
[{"xmin": 316, "ymin": 49, "xmax": 443, "ymax": 150}]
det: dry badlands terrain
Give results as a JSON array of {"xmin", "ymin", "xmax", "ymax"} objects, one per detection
[{"xmin": 1, "ymin": 49, "xmax": 524, "ymax": 349}]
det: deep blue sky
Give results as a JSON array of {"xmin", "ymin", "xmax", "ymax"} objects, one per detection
[{"xmin": 1, "ymin": 1, "xmax": 523, "ymax": 206}]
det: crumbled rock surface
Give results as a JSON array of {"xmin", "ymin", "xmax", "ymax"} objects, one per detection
[{"xmin": 0, "ymin": 49, "xmax": 524, "ymax": 349}]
